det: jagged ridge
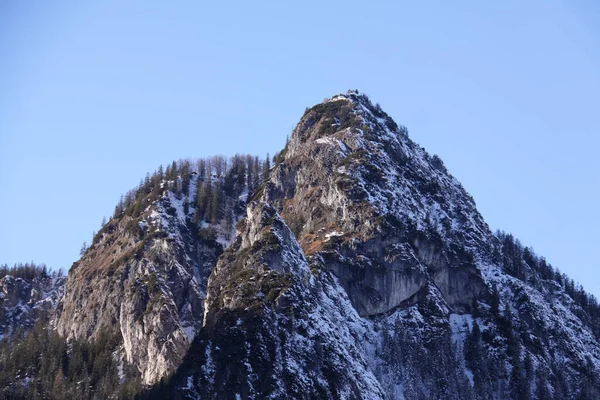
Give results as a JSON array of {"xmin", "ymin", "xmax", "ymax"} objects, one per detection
[
  {"xmin": 1, "ymin": 91, "xmax": 600, "ymax": 400},
  {"xmin": 159, "ymin": 90, "xmax": 600, "ymax": 399}
]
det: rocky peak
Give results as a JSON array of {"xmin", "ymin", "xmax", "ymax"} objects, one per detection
[
  {"xmin": 264, "ymin": 91, "xmax": 491, "ymax": 316},
  {"xmin": 54, "ymin": 157, "xmax": 260, "ymax": 385},
  {"xmin": 286, "ymin": 90, "xmax": 402, "ymax": 157},
  {"xmin": 4, "ymin": 93, "xmax": 600, "ymax": 399},
  {"xmin": 161, "ymin": 92, "xmax": 600, "ymax": 399}
]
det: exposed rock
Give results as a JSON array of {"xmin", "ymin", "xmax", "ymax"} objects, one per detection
[
  {"xmin": 162, "ymin": 91, "xmax": 600, "ymax": 399},
  {"xmin": 55, "ymin": 176, "xmax": 231, "ymax": 384},
  {"xmin": 263, "ymin": 91, "xmax": 489, "ymax": 316},
  {"xmin": 4, "ymin": 91, "xmax": 600, "ymax": 399},
  {"xmin": 171, "ymin": 201, "xmax": 384, "ymax": 399},
  {"xmin": 0, "ymin": 273, "xmax": 64, "ymax": 339}
]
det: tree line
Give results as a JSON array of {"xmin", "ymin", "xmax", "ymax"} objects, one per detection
[
  {"xmin": 0, "ymin": 262, "xmax": 62, "ymax": 281},
  {"xmin": 0, "ymin": 320, "xmax": 142, "ymax": 400},
  {"xmin": 496, "ymin": 230, "xmax": 600, "ymax": 339}
]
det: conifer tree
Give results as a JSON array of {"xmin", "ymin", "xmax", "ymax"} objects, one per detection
[
  {"xmin": 253, "ymin": 156, "xmax": 260, "ymax": 189},
  {"xmin": 198, "ymin": 159, "xmax": 206, "ymax": 181},
  {"xmin": 170, "ymin": 161, "xmax": 178, "ymax": 181},
  {"xmin": 209, "ymin": 186, "xmax": 221, "ymax": 224},
  {"xmin": 80, "ymin": 242, "xmax": 88, "ymax": 257},
  {"xmin": 262, "ymin": 153, "xmax": 271, "ymax": 181},
  {"xmin": 246, "ymin": 155, "xmax": 254, "ymax": 192}
]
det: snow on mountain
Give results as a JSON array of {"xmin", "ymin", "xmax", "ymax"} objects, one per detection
[
  {"xmin": 162, "ymin": 90, "xmax": 600, "ymax": 399},
  {"xmin": 54, "ymin": 163, "xmax": 253, "ymax": 385},
  {"xmin": 0, "ymin": 271, "xmax": 65, "ymax": 340},
  {"xmin": 2, "ymin": 92, "xmax": 599, "ymax": 400}
]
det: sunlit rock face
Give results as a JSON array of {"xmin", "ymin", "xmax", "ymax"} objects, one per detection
[
  {"xmin": 262, "ymin": 91, "xmax": 491, "ymax": 316},
  {"xmin": 154, "ymin": 91, "xmax": 600, "ymax": 399},
  {"xmin": 55, "ymin": 175, "xmax": 242, "ymax": 385},
  {"xmin": 157, "ymin": 91, "xmax": 600, "ymax": 399},
  {"xmin": 29, "ymin": 91, "xmax": 600, "ymax": 399}
]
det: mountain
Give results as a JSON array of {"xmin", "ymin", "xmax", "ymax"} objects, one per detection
[
  {"xmin": 54, "ymin": 156, "xmax": 263, "ymax": 387},
  {"xmin": 0, "ymin": 264, "xmax": 64, "ymax": 340},
  {"xmin": 156, "ymin": 91, "xmax": 600, "ymax": 399},
  {"xmin": 1, "ymin": 91, "xmax": 599, "ymax": 399}
]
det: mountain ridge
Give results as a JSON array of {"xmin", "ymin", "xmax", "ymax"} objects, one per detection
[
  {"xmin": 134, "ymin": 90, "xmax": 600, "ymax": 399},
  {"xmin": 1, "ymin": 91, "xmax": 599, "ymax": 399}
]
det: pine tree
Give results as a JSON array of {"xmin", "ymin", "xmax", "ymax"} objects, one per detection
[
  {"xmin": 263, "ymin": 153, "xmax": 271, "ymax": 181},
  {"xmin": 165, "ymin": 163, "xmax": 172, "ymax": 183},
  {"xmin": 80, "ymin": 242, "xmax": 88, "ymax": 257},
  {"xmin": 170, "ymin": 160, "xmax": 178, "ymax": 181},
  {"xmin": 196, "ymin": 181, "xmax": 212, "ymax": 223},
  {"xmin": 181, "ymin": 159, "xmax": 191, "ymax": 196},
  {"xmin": 198, "ymin": 159, "xmax": 206, "ymax": 181},
  {"xmin": 246, "ymin": 155, "xmax": 255, "ymax": 193},
  {"xmin": 235, "ymin": 156, "xmax": 246, "ymax": 193},
  {"xmin": 212, "ymin": 156, "xmax": 225, "ymax": 178},
  {"xmin": 144, "ymin": 172, "xmax": 151, "ymax": 190},
  {"xmin": 114, "ymin": 194, "xmax": 125, "ymax": 217},
  {"xmin": 209, "ymin": 186, "xmax": 221, "ymax": 224},
  {"xmin": 253, "ymin": 156, "xmax": 260, "ymax": 189}
]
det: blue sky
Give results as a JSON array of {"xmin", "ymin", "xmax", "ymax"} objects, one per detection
[{"xmin": 1, "ymin": 1, "xmax": 599, "ymax": 296}]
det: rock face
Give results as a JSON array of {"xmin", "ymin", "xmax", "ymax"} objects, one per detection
[
  {"xmin": 172, "ymin": 202, "xmax": 383, "ymax": 399},
  {"xmin": 14, "ymin": 91, "xmax": 599, "ymax": 399},
  {"xmin": 0, "ymin": 273, "xmax": 64, "ymax": 339},
  {"xmin": 264, "ymin": 92, "xmax": 489, "ymax": 316},
  {"xmin": 160, "ymin": 91, "xmax": 600, "ymax": 400},
  {"xmin": 55, "ymin": 172, "xmax": 244, "ymax": 385}
]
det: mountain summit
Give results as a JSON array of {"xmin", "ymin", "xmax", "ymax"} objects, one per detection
[
  {"xmin": 1, "ymin": 91, "xmax": 599, "ymax": 399},
  {"xmin": 265, "ymin": 90, "xmax": 491, "ymax": 317}
]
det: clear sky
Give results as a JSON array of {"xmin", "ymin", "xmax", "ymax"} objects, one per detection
[{"xmin": 1, "ymin": 1, "xmax": 599, "ymax": 296}]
